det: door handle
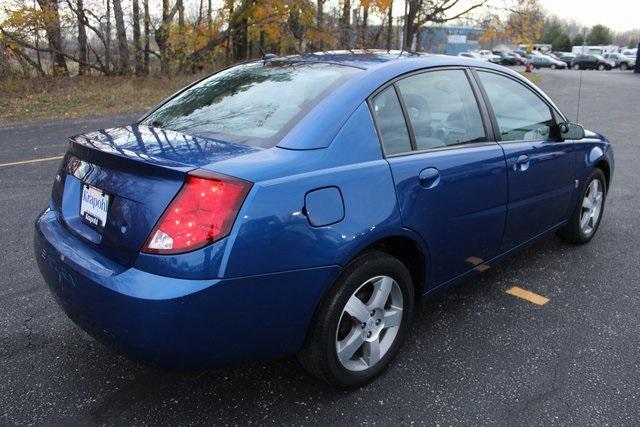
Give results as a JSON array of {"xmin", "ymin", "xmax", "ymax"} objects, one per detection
[
  {"xmin": 418, "ymin": 167, "xmax": 440, "ymax": 189},
  {"xmin": 514, "ymin": 154, "xmax": 530, "ymax": 171}
]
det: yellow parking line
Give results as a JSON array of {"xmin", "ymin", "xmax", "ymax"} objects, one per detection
[
  {"xmin": 506, "ymin": 286, "xmax": 549, "ymax": 306},
  {"xmin": 0, "ymin": 155, "xmax": 64, "ymax": 168}
]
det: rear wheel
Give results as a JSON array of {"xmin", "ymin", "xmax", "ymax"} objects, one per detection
[
  {"xmin": 573, "ymin": 63, "xmax": 580, "ymax": 70},
  {"xmin": 558, "ymin": 169, "xmax": 607, "ymax": 244},
  {"xmin": 298, "ymin": 252, "xmax": 414, "ymax": 389}
]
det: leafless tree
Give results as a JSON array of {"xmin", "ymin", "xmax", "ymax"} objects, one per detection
[
  {"xmin": 143, "ymin": 0, "xmax": 150, "ymax": 74},
  {"xmin": 0, "ymin": 39, "xmax": 12, "ymax": 78},
  {"xmin": 359, "ymin": 1, "xmax": 369, "ymax": 47},
  {"xmin": 132, "ymin": 0, "xmax": 143, "ymax": 75},
  {"xmin": 105, "ymin": 0, "xmax": 112, "ymax": 73},
  {"xmin": 317, "ymin": 0, "xmax": 325, "ymax": 50},
  {"xmin": 386, "ymin": 0, "xmax": 393, "ymax": 50},
  {"xmin": 35, "ymin": 0, "xmax": 68, "ymax": 75},
  {"xmin": 76, "ymin": 0, "xmax": 89, "ymax": 74},
  {"xmin": 340, "ymin": 0, "xmax": 351, "ymax": 48},
  {"xmin": 112, "ymin": 0, "xmax": 130, "ymax": 74}
]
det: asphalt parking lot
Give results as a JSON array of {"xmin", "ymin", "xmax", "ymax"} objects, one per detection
[{"xmin": 1, "ymin": 68, "xmax": 639, "ymax": 425}]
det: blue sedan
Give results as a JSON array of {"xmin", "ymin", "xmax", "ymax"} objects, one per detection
[{"xmin": 35, "ymin": 51, "xmax": 614, "ymax": 389}]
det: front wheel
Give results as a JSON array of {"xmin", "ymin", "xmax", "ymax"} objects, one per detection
[
  {"xmin": 597, "ymin": 64, "xmax": 605, "ymax": 71},
  {"xmin": 298, "ymin": 252, "xmax": 414, "ymax": 389},
  {"xmin": 573, "ymin": 63, "xmax": 581, "ymax": 70},
  {"xmin": 551, "ymin": 64, "xmax": 557, "ymax": 69},
  {"xmin": 558, "ymin": 169, "xmax": 607, "ymax": 244},
  {"xmin": 620, "ymin": 63, "xmax": 628, "ymax": 70}
]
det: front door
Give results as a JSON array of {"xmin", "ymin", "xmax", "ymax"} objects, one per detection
[
  {"xmin": 370, "ymin": 69, "xmax": 508, "ymax": 286},
  {"xmin": 475, "ymin": 70, "xmax": 575, "ymax": 249}
]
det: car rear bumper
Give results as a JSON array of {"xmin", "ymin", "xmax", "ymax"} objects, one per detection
[{"xmin": 35, "ymin": 209, "xmax": 339, "ymax": 369}]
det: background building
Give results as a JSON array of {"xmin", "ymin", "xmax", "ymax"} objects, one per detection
[{"xmin": 420, "ymin": 26, "xmax": 483, "ymax": 55}]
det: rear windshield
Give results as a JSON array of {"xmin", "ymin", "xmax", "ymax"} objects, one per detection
[{"xmin": 142, "ymin": 62, "xmax": 360, "ymax": 148}]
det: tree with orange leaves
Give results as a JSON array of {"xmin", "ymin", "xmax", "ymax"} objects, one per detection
[{"xmin": 480, "ymin": 0, "xmax": 544, "ymax": 51}]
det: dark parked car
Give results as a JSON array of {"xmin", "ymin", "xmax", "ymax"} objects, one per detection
[
  {"xmin": 554, "ymin": 52, "xmax": 576, "ymax": 66},
  {"xmin": 493, "ymin": 51, "xmax": 519, "ymax": 66},
  {"xmin": 529, "ymin": 55, "xmax": 568, "ymax": 69},
  {"xmin": 572, "ymin": 54, "xmax": 613, "ymax": 70},
  {"xmin": 34, "ymin": 51, "xmax": 614, "ymax": 389},
  {"xmin": 603, "ymin": 52, "xmax": 635, "ymax": 70}
]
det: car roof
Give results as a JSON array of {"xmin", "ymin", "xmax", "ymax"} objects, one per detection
[
  {"xmin": 271, "ymin": 49, "xmax": 430, "ymax": 69},
  {"xmin": 272, "ymin": 49, "xmax": 519, "ymax": 71}
]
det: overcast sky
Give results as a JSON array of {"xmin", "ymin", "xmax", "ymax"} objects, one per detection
[
  {"xmin": 538, "ymin": 0, "xmax": 637, "ymax": 32},
  {"xmin": 382, "ymin": 0, "xmax": 638, "ymax": 33}
]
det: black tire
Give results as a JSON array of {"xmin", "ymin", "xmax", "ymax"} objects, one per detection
[
  {"xmin": 558, "ymin": 168, "xmax": 607, "ymax": 245},
  {"xmin": 298, "ymin": 251, "xmax": 415, "ymax": 389}
]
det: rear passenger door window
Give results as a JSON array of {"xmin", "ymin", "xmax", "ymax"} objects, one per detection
[
  {"xmin": 371, "ymin": 87, "xmax": 412, "ymax": 155},
  {"xmin": 477, "ymin": 71, "xmax": 555, "ymax": 142},
  {"xmin": 395, "ymin": 70, "xmax": 487, "ymax": 151}
]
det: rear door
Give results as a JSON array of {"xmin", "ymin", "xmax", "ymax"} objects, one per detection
[
  {"xmin": 474, "ymin": 70, "xmax": 575, "ymax": 249},
  {"xmin": 371, "ymin": 68, "xmax": 508, "ymax": 286}
]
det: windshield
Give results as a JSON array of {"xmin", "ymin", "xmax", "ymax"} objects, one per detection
[{"xmin": 142, "ymin": 62, "xmax": 361, "ymax": 147}]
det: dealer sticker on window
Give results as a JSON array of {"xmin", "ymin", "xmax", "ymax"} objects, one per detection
[{"xmin": 80, "ymin": 184, "xmax": 110, "ymax": 230}]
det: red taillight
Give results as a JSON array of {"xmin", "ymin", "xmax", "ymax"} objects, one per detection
[{"xmin": 143, "ymin": 171, "xmax": 251, "ymax": 254}]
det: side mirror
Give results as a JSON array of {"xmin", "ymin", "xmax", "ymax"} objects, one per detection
[{"xmin": 559, "ymin": 122, "xmax": 585, "ymax": 141}]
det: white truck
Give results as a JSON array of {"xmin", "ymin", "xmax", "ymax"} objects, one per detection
[{"xmin": 571, "ymin": 45, "xmax": 620, "ymax": 55}]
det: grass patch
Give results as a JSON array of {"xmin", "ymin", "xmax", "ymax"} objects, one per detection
[
  {"xmin": 0, "ymin": 73, "xmax": 208, "ymax": 125},
  {"xmin": 519, "ymin": 71, "xmax": 542, "ymax": 83}
]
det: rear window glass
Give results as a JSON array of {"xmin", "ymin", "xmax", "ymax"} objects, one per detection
[
  {"xmin": 142, "ymin": 62, "xmax": 360, "ymax": 148},
  {"xmin": 371, "ymin": 87, "xmax": 412, "ymax": 155}
]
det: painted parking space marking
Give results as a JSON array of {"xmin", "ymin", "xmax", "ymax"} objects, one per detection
[
  {"xmin": 0, "ymin": 155, "xmax": 64, "ymax": 168},
  {"xmin": 505, "ymin": 286, "xmax": 549, "ymax": 306}
]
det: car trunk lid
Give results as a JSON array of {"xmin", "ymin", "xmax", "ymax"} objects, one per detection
[{"xmin": 52, "ymin": 125, "xmax": 259, "ymax": 267}]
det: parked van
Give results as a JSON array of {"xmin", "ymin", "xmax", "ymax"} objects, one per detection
[{"xmin": 571, "ymin": 45, "xmax": 620, "ymax": 55}]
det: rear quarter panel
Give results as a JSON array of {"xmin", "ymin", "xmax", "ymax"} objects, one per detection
[{"xmin": 218, "ymin": 103, "xmax": 409, "ymax": 277}]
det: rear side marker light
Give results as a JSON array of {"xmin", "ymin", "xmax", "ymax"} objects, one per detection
[{"xmin": 143, "ymin": 171, "xmax": 251, "ymax": 254}]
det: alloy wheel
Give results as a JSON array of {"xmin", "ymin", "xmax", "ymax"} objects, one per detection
[
  {"xmin": 580, "ymin": 179, "xmax": 604, "ymax": 236},
  {"xmin": 335, "ymin": 275, "xmax": 403, "ymax": 372}
]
